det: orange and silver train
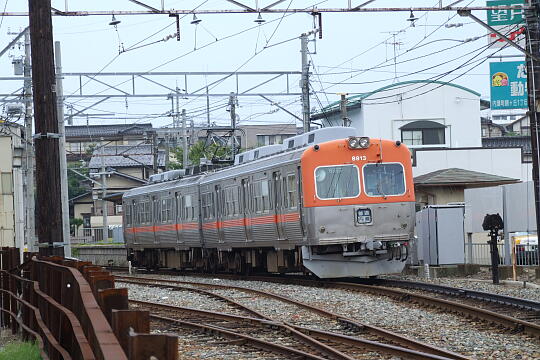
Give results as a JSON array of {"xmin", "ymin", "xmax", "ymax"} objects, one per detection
[{"xmin": 122, "ymin": 127, "xmax": 415, "ymax": 278}]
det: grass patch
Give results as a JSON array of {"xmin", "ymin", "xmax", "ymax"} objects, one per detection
[{"xmin": 0, "ymin": 342, "xmax": 41, "ymax": 360}]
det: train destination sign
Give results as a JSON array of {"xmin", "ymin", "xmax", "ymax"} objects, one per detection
[{"xmin": 490, "ymin": 61, "xmax": 528, "ymax": 109}]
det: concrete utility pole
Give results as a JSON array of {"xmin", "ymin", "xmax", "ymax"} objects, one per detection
[
  {"xmin": 228, "ymin": 92, "xmax": 237, "ymax": 158},
  {"xmin": 206, "ymin": 86, "xmax": 211, "ymax": 126},
  {"xmin": 524, "ymin": 1, "xmax": 540, "ymax": 252},
  {"xmin": 55, "ymin": 41, "xmax": 71, "ymax": 256},
  {"xmin": 100, "ymin": 141, "xmax": 108, "ymax": 242},
  {"xmin": 23, "ymin": 29, "xmax": 36, "ymax": 252},
  {"xmin": 300, "ymin": 33, "xmax": 311, "ymax": 133},
  {"xmin": 181, "ymin": 109, "xmax": 188, "ymax": 168},
  {"xmin": 339, "ymin": 93, "xmax": 351, "ymax": 127},
  {"xmin": 28, "ymin": 0, "xmax": 64, "ymax": 256},
  {"xmin": 152, "ymin": 131, "xmax": 159, "ymax": 174}
]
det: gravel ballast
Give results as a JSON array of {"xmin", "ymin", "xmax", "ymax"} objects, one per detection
[{"xmin": 121, "ymin": 275, "xmax": 540, "ymax": 359}]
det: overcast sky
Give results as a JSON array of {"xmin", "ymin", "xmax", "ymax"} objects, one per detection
[{"xmin": 0, "ymin": 0, "xmax": 524, "ymax": 129}]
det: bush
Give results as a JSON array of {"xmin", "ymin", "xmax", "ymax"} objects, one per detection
[{"xmin": 0, "ymin": 342, "xmax": 41, "ymax": 360}]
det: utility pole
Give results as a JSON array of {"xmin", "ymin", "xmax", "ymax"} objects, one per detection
[
  {"xmin": 228, "ymin": 92, "xmax": 237, "ymax": 158},
  {"xmin": 300, "ymin": 32, "xmax": 311, "ymax": 133},
  {"xmin": 55, "ymin": 41, "xmax": 71, "ymax": 256},
  {"xmin": 28, "ymin": 0, "xmax": 64, "ymax": 256},
  {"xmin": 100, "ymin": 140, "xmax": 108, "ymax": 242},
  {"xmin": 206, "ymin": 85, "xmax": 211, "ymax": 126},
  {"xmin": 524, "ymin": 1, "xmax": 540, "ymax": 257},
  {"xmin": 23, "ymin": 29, "xmax": 36, "ymax": 252},
  {"xmin": 339, "ymin": 93, "xmax": 351, "ymax": 127},
  {"xmin": 152, "ymin": 131, "xmax": 159, "ymax": 174},
  {"xmin": 181, "ymin": 109, "xmax": 188, "ymax": 168}
]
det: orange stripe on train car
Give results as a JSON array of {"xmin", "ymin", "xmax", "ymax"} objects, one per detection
[{"xmin": 126, "ymin": 213, "xmax": 301, "ymax": 234}]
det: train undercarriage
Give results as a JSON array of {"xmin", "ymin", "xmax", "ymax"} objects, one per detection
[{"xmin": 128, "ymin": 241, "xmax": 409, "ymax": 278}]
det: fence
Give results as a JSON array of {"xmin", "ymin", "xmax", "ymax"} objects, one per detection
[
  {"xmin": 0, "ymin": 247, "xmax": 178, "ymax": 360},
  {"xmin": 72, "ymin": 227, "xmax": 121, "ymax": 245},
  {"xmin": 465, "ymin": 243, "xmax": 539, "ymax": 266}
]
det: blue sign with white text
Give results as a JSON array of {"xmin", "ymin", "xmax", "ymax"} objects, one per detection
[{"xmin": 490, "ymin": 61, "xmax": 528, "ymax": 109}]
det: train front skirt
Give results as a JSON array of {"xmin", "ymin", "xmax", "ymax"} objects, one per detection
[{"xmin": 301, "ymin": 245, "xmax": 408, "ymax": 278}]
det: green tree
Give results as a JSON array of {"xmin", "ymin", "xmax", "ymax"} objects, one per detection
[
  {"xmin": 169, "ymin": 141, "xmax": 232, "ymax": 168},
  {"xmin": 68, "ymin": 163, "xmax": 91, "ymax": 199}
]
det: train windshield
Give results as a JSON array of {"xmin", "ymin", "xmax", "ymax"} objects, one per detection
[
  {"xmin": 315, "ymin": 165, "xmax": 360, "ymax": 199},
  {"xmin": 363, "ymin": 163, "xmax": 405, "ymax": 197}
]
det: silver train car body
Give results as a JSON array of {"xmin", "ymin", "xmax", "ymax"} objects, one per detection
[{"xmin": 123, "ymin": 127, "xmax": 416, "ymax": 278}]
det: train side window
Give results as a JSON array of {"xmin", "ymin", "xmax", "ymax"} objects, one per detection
[
  {"xmin": 125, "ymin": 203, "xmax": 132, "ymax": 226},
  {"xmin": 202, "ymin": 193, "xmax": 209, "ymax": 220},
  {"xmin": 161, "ymin": 199, "xmax": 167, "ymax": 223},
  {"xmin": 253, "ymin": 181, "xmax": 262, "ymax": 213},
  {"xmin": 261, "ymin": 180, "xmax": 269, "ymax": 212},
  {"xmin": 233, "ymin": 186, "xmax": 239, "ymax": 216},
  {"xmin": 286, "ymin": 174, "xmax": 297, "ymax": 208},
  {"xmin": 184, "ymin": 194, "xmax": 192, "ymax": 220}
]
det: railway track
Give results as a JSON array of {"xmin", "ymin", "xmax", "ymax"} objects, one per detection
[
  {"xmin": 117, "ymin": 275, "xmax": 469, "ymax": 359},
  {"xmin": 134, "ymin": 271, "xmax": 540, "ymax": 339}
]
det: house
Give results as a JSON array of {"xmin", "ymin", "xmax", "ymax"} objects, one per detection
[
  {"xmin": 481, "ymin": 117, "xmax": 507, "ymax": 137},
  {"xmin": 414, "ymin": 168, "xmax": 519, "ymax": 209},
  {"xmin": 312, "ymin": 80, "xmax": 482, "ymax": 149},
  {"xmin": 65, "ymin": 123, "xmax": 154, "ymax": 162},
  {"xmin": 70, "ymin": 143, "xmax": 166, "ymax": 239}
]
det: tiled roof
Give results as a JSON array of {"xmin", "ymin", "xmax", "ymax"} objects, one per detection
[
  {"xmin": 482, "ymin": 136, "xmax": 531, "ymax": 154},
  {"xmin": 65, "ymin": 123, "xmax": 153, "ymax": 138},
  {"xmin": 88, "ymin": 144, "xmax": 166, "ymax": 170},
  {"xmin": 414, "ymin": 168, "xmax": 519, "ymax": 186}
]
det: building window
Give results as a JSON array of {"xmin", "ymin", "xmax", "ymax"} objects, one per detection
[{"xmin": 400, "ymin": 121, "xmax": 445, "ymax": 146}]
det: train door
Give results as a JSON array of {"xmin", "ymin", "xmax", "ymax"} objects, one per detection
[
  {"xmin": 297, "ymin": 166, "xmax": 306, "ymax": 237},
  {"xmin": 215, "ymin": 185, "xmax": 225, "ymax": 243},
  {"xmin": 273, "ymin": 171, "xmax": 286, "ymax": 240},
  {"xmin": 241, "ymin": 178, "xmax": 253, "ymax": 241}
]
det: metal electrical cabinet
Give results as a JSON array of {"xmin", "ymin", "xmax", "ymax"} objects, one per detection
[{"xmin": 416, "ymin": 205, "xmax": 465, "ymax": 265}]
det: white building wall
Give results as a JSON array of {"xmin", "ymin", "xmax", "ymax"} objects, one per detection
[
  {"xmin": 0, "ymin": 127, "xmax": 24, "ymax": 249},
  {"xmin": 359, "ymin": 82, "xmax": 481, "ymax": 148},
  {"xmin": 414, "ymin": 147, "xmax": 531, "ymax": 181}
]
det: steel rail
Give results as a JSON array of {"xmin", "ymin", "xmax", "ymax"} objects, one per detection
[
  {"xmin": 327, "ymin": 282, "xmax": 540, "ymax": 339},
  {"xmin": 356, "ymin": 278, "xmax": 540, "ymax": 312},
  {"xmin": 131, "ymin": 299, "xmax": 452, "ymax": 360},
  {"xmin": 117, "ymin": 275, "xmax": 469, "ymax": 359},
  {"xmin": 131, "ymin": 299, "xmax": 347, "ymax": 360},
  {"xmin": 143, "ymin": 272, "xmax": 540, "ymax": 338},
  {"xmin": 122, "ymin": 280, "xmax": 355, "ymax": 360}
]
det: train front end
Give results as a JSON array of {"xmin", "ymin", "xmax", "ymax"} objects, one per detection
[{"xmin": 300, "ymin": 137, "xmax": 415, "ymax": 278}]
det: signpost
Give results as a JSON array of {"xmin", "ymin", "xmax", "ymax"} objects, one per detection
[
  {"xmin": 490, "ymin": 61, "xmax": 528, "ymax": 109},
  {"xmin": 487, "ymin": 0, "xmax": 526, "ymax": 47}
]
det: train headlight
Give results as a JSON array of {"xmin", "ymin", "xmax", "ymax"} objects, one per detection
[
  {"xmin": 347, "ymin": 136, "xmax": 370, "ymax": 149},
  {"xmin": 358, "ymin": 137, "xmax": 370, "ymax": 148},
  {"xmin": 348, "ymin": 137, "xmax": 359, "ymax": 149}
]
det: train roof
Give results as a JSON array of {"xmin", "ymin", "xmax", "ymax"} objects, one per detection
[
  {"xmin": 123, "ymin": 174, "xmax": 204, "ymax": 198},
  {"xmin": 123, "ymin": 127, "xmax": 359, "ymax": 199}
]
